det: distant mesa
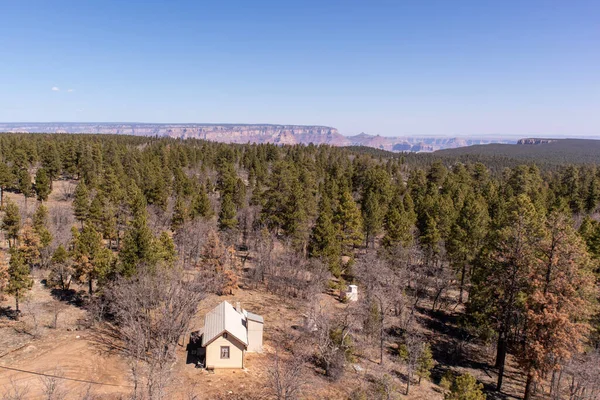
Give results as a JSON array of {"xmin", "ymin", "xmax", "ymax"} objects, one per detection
[
  {"xmin": 517, "ymin": 138, "xmax": 559, "ymax": 145},
  {"xmin": 0, "ymin": 122, "xmax": 514, "ymax": 153}
]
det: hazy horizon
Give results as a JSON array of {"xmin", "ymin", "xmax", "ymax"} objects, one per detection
[
  {"xmin": 1, "ymin": 1, "xmax": 599, "ymax": 137},
  {"xmin": 1, "ymin": 121, "xmax": 599, "ymax": 140}
]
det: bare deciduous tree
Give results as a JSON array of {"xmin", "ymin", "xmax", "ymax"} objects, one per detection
[
  {"xmin": 58, "ymin": 181, "xmax": 76, "ymax": 201},
  {"xmin": 39, "ymin": 367, "xmax": 67, "ymax": 400},
  {"xmin": 1, "ymin": 379, "xmax": 30, "ymax": 400},
  {"xmin": 266, "ymin": 249, "xmax": 328, "ymax": 300},
  {"xmin": 561, "ymin": 350, "xmax": 600, "ymax": 400},
  {"xmin": 174, "ymin": 219, "xmax": 217, "ymax": 268},
  {"xmin": 23, "ymin": 295, "xmax": 41, "ymax": 338},
  {"xmin": 77, "ymin": 384, "xmax": 98, "ymax": 400},
  {"xmin": 266, "ymin": 347, "xmax": 306, "ymax": 400},
  {"xmin": 398, "ymin": 330, "xmax": 426, "ymax": 395},
  {"xmin": 312, "ymin": 303, "xmax": 356, "ymax": 381},
  {"xmin": 356, "ymin": 252, "xmax": 401, "ymax": 365},
  {"xmin": 248, "ymin": 228, "xmax": 276, "ymax": 286},
  {"xmin": 103, "ymin": 265, "xmax": 208, "ymax": 400},
  {"xmin": 48, "ymin": 203, "xmax": 74, "ymax": 245}
]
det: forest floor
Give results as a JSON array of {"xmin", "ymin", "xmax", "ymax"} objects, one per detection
[
  {"xmin": 0, "ymin": 274, "xmax": 528, "ymax": 399},
  {"xmin": 0, "ymin": 181, "xmax": 530, "ymax": 399}
]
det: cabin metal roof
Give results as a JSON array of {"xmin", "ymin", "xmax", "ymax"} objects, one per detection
[
  {"xmin": 245, "ymin": 311, "xmax": 264, "ymax": 323},
  {"xmin": 201, "ymin": 301, "xmax": 249, "ymax": 347}
]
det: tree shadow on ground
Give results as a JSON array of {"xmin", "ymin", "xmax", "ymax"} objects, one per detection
[
  {"xmin": 87, "ymin": 323, "xmax": 128, "ymax": 356},
  {"xmin": 416, "ymin": 305, "xmax": 466, "ymax": 340},
  {"xmin": 0, "ymin": 305, "xmax": 18, "ymax": 320},
  {"xmin": 416, "ymin": 306, "xmax": 525, "ymax": 400},
  {"xmin": 50, "ymin": 288, "xmax": 87, "ymax": 307}
]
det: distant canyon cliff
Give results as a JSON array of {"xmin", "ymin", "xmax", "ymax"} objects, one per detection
[{"xmin": 0, "ymin": 123, "xmax": 515, "ymax": 152}]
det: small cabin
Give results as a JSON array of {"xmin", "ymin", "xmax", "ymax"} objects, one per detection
[{"xmin": 190, "ymin": 301, "xmax": 263, "ymax": 369}]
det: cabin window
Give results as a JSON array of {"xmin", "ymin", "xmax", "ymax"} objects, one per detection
[
  {"xmin": 223, "ymin": 333, "xmax": 228, "ymax": 339},
  {"xmin": 220, "ymin": 346, "xmax": 230, "ymax": 359}
]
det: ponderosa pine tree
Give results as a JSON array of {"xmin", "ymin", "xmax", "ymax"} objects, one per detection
[
  {"xmin": 48, "ymin": 244, "xmax": 73, "ymax": 292},
  {"xmin": 447, "ymin": 194, "xmax": 489, "ymax": 303},
  {"xmin": 335, "ymin": 186, "xmax": 363, "ymax": 255},
  {"xmin": 32, "ymin": 204, "xmax": 53, "ymax": 264},
  {"xmin": 119, "ymin": 185, "xmax": 155, "ymax": 276},
  {"xmin": 41, "ymin": 142, "xmax": 62, "ymax": 183},
  {"xmin": 519, "ymin": 210, "xmax": 597, "ymax": 400},
  {"xmin": 19, "ymin": 222, "xmax": 41, "ymax": 268},
  {"xmin": 416, "ymin": 343, "xmax": 435, "ymax": 385},
  {"xmin": 17, "ymin": 168, "xmax": 33, "ymax": 210},
  {"xmin": 7, "ymin": 248, "xmax": 33, "ymax": 318},
  {"xmin": 2, "ymin": 199, "xmax": 21, "ymax": 248},
  {"xmin": 361, "ymin": 167, "xmax": 391, "ymax": 248},
  {"xmin": 171, "ymin": 195, "xmax": 186, "ymax": 231},
  {"xmin": 189, "ymin": 182, "xmax": 212, "ymax": 219},
  {"xmin": 468, "ymin": 194, "xmax": 545, "ymax": 391},
  {"xmin": 72, "ymin": 223, "xmax": 113, "ymax": 294},
  {"xmin": 382, "ymin": 188, "xmax": 415, "ymax": 249},
  {"xmin": 586, "ymin": 177, "xmax": 600, "ymax": 213},
  {"xmin": 284, "ymin": 178, "xmax": 311, "ymax": 253},
  {"xmin": 260, "ymin": 160, "xmax": 295, "ymax": 233},
  {"xmin": 0, "ymin": 162, "xmax": 13, "ymax": 208},
  {"xmin": 88, "ymin": 195, "xmax": 103, "ymax": 228},
  {"xmin": 579, "ymin": 216, "xmax": 600, "ymax": 261},
  {"xmin": 156, "ymin": 231, "xmax": 177, "ymax": 266},
  {"xmin": 234, "ymin": 177, "xmax": 247, "ymax": 209},
  {"xmin": 100, "ymin": 167, "xmax": 124, "ymax": 205},
  {"xmin": 34, "ymin": 167, "xmax": 51, "ymax": 202},
  {"xmin": 73, "ymin": 180, "xmax": 90, "ymax": 227},
  {"xmin": 218, "ymin": 193, "xmax": 237, "ymax": 231},
  {"xmin": 309, "ymin": 194, "xmax": 341, "ymax": 276}
]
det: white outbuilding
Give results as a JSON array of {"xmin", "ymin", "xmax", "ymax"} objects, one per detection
[{"xmin": 346, "ymin": 284, "xmax": 358, "ymax": 302}]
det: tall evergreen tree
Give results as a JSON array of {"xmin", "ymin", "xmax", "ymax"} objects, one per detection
[
  {"xmin": 447, "ymin": 194, "xmax": 489, "ymax": 303},
  {"xmin": 32, "ymin": 204, "xmax": 53, "ymax": 248},
  {"xmin": 34, "ymin": 168, "xmax": 51, "ymax": 202},
  {"xmin": 19, "ymin": 223, "xmax": 41, "ymax": 268},
  {"xmin": 468, "ymin": 194, "xmax": 545, "ymax": 391},
  {"xmin": 88, "ymin": 196, "xmax": 103, "ymax": 228},
  {"xmin": 218, "ymin": 193, "xmax": 237, "ymax": 231},
  {"xmin": 7, "ymin": 249, "xmax": 33, "ymax": 317},
  {"xmin": 2, "ymin": 199, "xmax": 21, "ymax": 248},
  {"xmin": 585, "ymin": 177, "xmax": 600, "ymax": 213},
  {"xmin": 309, "ymin": 195, "xmax": 341, "ymax": 276},
  {"xmin": 17, "ymin": 168, "xmax": 33, "ymax": 209},
  {"xmin": 41, "ymin": 142, "xmax": 62, "ymax": 183},
  {"xmin": 361, "ymin": 168, "xmax": 391, "ymax": 248},
  {"xmin": 72, "ymin": 223, "xmax": 113, "ymax": 294},
  {"xmin": 73, "ymin": 180, "xmax": 90, "ymax": 226},
  {"xmin": 189, "ymin": 182, "xmax": 212, "ymax": 219},
  {"xmin": 0, "ymin": 162, "xmax": 14, "ymax": 208},
  {"xmin": 171, "ymin": 195, "xmax": 186, "ymax": 231},
  {"xmin": 518, "ymin": 211, "xmax": 598, "ymax": 400},
  {"xmin": 335, "ymin": 186, "xmax": 364, "ymax": 254},
  {"xmin": 382, "ymin": 189, "xmax": 415, "ymax": 248},
  {"xmin": 119, "ymin": 187, "xmax": 155, "ymax": 276}
]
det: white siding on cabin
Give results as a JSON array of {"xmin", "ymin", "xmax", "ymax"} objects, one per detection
[
  {"xmin": 205, "ymin": 334, "xmax": 245, "ymax": 369},
  {"xmin": 247, "ymin": 320, "xmax": 263, "ymax": 353}
]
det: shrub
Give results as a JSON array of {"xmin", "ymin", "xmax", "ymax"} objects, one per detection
[{"xmin": 444, "ymin": 373, "xmax": 486, "ymax": 400}]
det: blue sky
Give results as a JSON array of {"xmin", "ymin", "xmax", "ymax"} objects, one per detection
[{"xmin": 1, "ymin": 0, "xmax": 598, "ymax": 137}]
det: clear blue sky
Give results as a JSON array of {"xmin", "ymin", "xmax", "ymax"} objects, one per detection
[{"xmin": 1, "ymin": 0, "xmax": 598, "ymax": 137}]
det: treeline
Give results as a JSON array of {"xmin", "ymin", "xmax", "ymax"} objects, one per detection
[{"xmin": 0, "ymin": 133, "xmax": 599, "ymax": 399}]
